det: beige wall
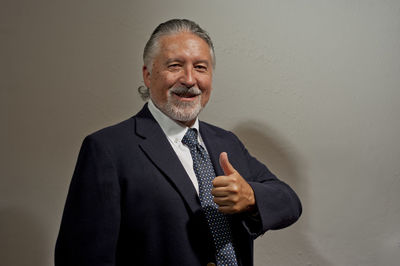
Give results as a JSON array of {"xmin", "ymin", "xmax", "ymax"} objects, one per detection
[{"xmin": 2, "ymin": 0, "xmax": 400, "ymax": 265}]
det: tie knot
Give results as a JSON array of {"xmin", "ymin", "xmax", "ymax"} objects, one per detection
[{"xmin": 182, "ymin": 128, "xmax": 199, "ymax": 147}]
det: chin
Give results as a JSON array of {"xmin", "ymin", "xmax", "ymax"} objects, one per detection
[{"xmin": 164, "ymin": 98, "xmax": 203, "ymax": 122}]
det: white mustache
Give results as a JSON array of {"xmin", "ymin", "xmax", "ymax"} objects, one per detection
[{"xmin": 169, "ymin": 86, "xmax": 202, "ymax": 96}]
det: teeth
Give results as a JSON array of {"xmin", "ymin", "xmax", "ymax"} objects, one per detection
[
  {"xmin": 171, "ymin": 88, "xmax": 200, "ymax": 98},
  {"xmin": 176, "ymin": 92, "xmax": 196, "ymax": 98}
]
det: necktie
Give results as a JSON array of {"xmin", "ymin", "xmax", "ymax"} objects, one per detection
[{"xmin": 182, "ymin": 128, "xmax": 238, "ymax": 266}]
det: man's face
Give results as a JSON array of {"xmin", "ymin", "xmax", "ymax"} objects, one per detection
[{"xmin": 143, "ymin": 32, "xmax": 213, "ymax": 126}]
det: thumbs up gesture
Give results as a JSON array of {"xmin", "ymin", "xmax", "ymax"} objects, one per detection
[{"xmin": 212, "ymin": 152, "xmax": 256, "ymax": 214}]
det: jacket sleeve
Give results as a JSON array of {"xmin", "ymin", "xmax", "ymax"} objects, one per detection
[
  {"xmin": 55, "ymin": 135, "xmax": 121, "ymax": 266},
  {"xmin": 231, "ymin": 133, "xmax": 302, "ymax": 239}
]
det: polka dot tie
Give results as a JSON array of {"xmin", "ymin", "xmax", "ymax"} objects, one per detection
[{"xmin": 182, "ymin": 128, "xmax": 238, "ymax": 266}]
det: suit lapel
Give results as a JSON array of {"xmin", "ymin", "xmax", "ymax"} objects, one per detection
[{"xmin": 135, "ymin": 105, "xmax": 201, "ymax": 214}]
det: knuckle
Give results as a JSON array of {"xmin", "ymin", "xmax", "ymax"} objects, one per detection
[
  {"xmin": 232, "ymin": 195, "xmax": 239, "ymax": 203},
  {"xmin": 230, "ymin": 184, "xmax": 239, "ymax": 194},
  {"xmin": 232, "ymin": 205, "xmax": 240, "ymax": 213}
]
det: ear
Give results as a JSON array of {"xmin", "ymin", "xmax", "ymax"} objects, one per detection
[{"xmin": 142, "ymin": 65, "xmax": 151, "ymax": 88}]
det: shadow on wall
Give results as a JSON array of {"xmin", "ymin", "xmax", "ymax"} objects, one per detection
[
  {"xmin": 0, "ymin": 207, "xmax": 47, "ymax": 266},
  {"xmin": 233, "ymin": 121, "xmax": 332, "ymax": 266}
]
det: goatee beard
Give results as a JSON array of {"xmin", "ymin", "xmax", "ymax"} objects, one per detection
[{"xmin": 152, "ymin": 86, "xmax": 203, "ymax": 123}]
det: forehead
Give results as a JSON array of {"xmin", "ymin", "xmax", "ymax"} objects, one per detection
[{"xmin": 156, "ymin": 32, "xmax": 212, "ymax": 62}]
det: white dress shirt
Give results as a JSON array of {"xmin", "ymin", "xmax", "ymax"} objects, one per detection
[{"xmin": 148, "ymin": 99, "xmax": 209, "ymax": 194}]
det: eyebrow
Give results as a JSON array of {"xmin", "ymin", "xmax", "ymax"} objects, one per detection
[
  {"xmin": 165, "ymin": 58, "xmax": 210, "ymax": 66},
  {"xmin": 194, "ymin": 60, "xmax": 210, "ymax": 66},
  {"xmin": 165, "ymin": 58, "xmax": 183, "ymax": 65}
]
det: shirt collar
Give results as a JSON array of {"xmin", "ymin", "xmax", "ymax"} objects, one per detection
[{"xmin": 148, "ymin": 99, "xmax": 200, "ymax": 144}]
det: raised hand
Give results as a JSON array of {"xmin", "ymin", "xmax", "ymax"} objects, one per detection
[{"xmin": 212, "ymin": 152, "xmax": 256, "ymax": 214}]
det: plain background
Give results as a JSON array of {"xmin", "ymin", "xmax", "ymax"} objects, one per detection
[{"xmin": 1, "ymin": 0, "xmax": 400, "ymax": 265}]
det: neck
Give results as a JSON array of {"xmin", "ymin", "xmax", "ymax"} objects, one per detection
[{"xmin": 178, "ymin": 118, "xmax": 196, "ymax": 128}]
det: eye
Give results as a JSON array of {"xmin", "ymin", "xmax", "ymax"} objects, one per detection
[
  {"xmin": 195, "ymin": 65, "xmax": 207, "ymax": 72},
  {"xmin": 168, "ymin": 63, "xmax": 182, "ymax": 70}
]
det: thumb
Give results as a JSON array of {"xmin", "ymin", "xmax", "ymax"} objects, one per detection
[{"xmin": 219, "ymin": 152, "xmax": 236, "ymax": 175}]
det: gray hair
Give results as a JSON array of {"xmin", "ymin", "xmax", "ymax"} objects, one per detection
[{"xmin": 138, "ymin": 19, "xmax": 215, "ymax": 100}]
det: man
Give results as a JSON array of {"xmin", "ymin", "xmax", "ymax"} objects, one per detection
[{"xmin": 55, "ymin": 19, "xmax": 301, "ymax": 266}]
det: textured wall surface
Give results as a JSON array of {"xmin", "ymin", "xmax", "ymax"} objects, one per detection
[{"xmin": 1, "ymin": 1, "xmax": 400, "ymax": 265}]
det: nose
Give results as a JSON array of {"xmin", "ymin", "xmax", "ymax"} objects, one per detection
[{"xmin": 179, "ymin": 67, "xmax": 196, "ymax": 88}]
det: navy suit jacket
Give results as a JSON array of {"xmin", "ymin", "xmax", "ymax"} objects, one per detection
[{"xmin": 55, "ymin": 104, "xmax": 302, "ymax": 266}]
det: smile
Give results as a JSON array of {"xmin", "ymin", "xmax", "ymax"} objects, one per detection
[{"xmin": 173, "ymin": 91, "xmax": 199, "ymax": 98}]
